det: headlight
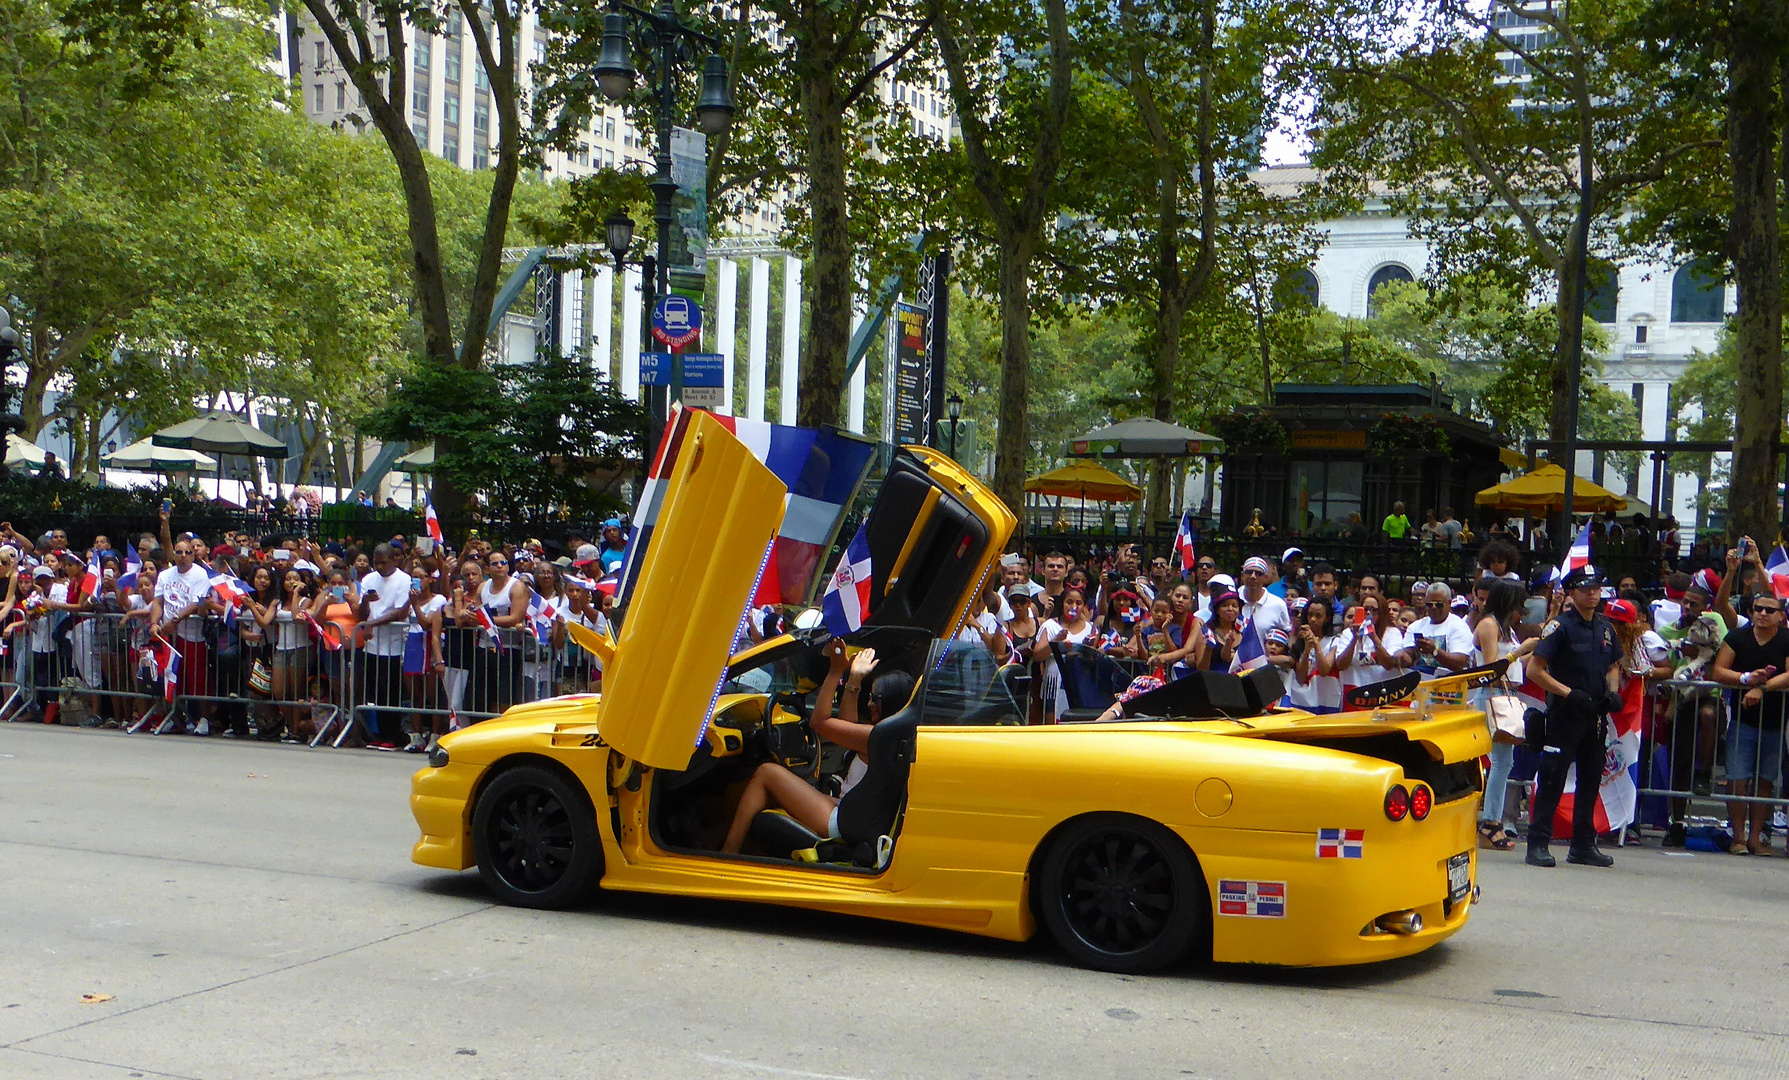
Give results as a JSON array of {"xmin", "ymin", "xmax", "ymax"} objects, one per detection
[{"xmin": 427, "ymin": 745, "xmax": 449, "ymax": 769}]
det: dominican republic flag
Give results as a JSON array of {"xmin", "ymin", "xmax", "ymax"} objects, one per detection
[
  {"xmin": 1549, "ymin": 674, "xmax": 1643, "ymax": 835},
  {"xmin": 1316, "ymin": 828, "xmax": 1364, "ymax": 859},
  {"xmin": 303, "ymin": 611, "xmax": 344, "ymax": 651},
  {"xmin": 78, "ymin": 550, "xmax": 102, "ymax": 602},
  {"xmin": 1230, "ymin": 617, "xmax": 1267, "ymax": 674},
  {"xmin": 423, "ymin": 494, "xmax": 444, "ymax": 545},
  {"xmin": 820, "ymin": 522, "xmax": 874, "ymax": 638},
  {"xmin": 1767, "ymin": 546, "xmax": 1789, "ymax": 600},
  {"xmin": 561, "ymin": 572, "xmax": 597, "ymax": 593},
  {"xmin": 209, "ymin": 571, "xmax": 250, "ymax": 608},
  {"xmin": 153, "ymin": 636, "xmax": 180, "ymax": 702},
  {"xmin": 618, "ymin": 405, "xmax": 876, "ymax": 610},
  {"xmin": 472, "ymin": 604, "xmax": 500, "ymax": 642},
  {"xmin": 527, "ymin": 589, "xmax": 562, "ymax": 645},
  {"xmin": 1550, "ymin": 522, "xmax": 1593, "ymax": 584},
  {"xmin": 1174, "ymin": 511, "xmax": 1197, "ymax": 578},
  {"xmin": 1217, "ymin": 879, "xmax": 1286, "ymax": 918},
  {"xmin": 116, "ymin": 545, "xmax": 142, "ymax": 592}
]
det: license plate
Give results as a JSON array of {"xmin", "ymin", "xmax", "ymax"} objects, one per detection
[{"xmin": 1447, "ymin": 851, "xmax": 1472, "ymax": 903}]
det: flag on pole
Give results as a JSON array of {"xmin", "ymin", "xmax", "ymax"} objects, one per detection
[
  {"xmin": 303, "ymin": 611, "xmax": 344, "ymax": 651},
  {"xmin": 153, "ymin": 636, "xmax": 181, "ymax": 703},
  {"xmin": 1550, "ymin": 675, "xmax": 1644, "ymax": 835},
  {"xmin": 423, "ymin": 494, "xmax": 444, "ymax": 545},
  {"xmin": 820, "ymin": 522, "xmax": 874, "ymax": 638},
  {"xmin": 1551, "ymin": 522, "xmax": 1593, "ymax": 584},
  {"xmin": 1766, "ymin": 545, "xmax": 1789, "ymax": 600},
  {"xmin": 1174, "ymin": 511, "xmax": 1197, "ymax": 578}
]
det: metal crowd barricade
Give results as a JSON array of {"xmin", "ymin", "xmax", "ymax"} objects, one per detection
[
  {"xmin": 1638, "ymin": 678, "xmax": 1788, "ymax": 837},
  {"xmin": 0, "ymin": 612, "xmax": 161, "ymax": 727}
]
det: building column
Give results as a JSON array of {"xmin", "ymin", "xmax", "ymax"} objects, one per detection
[
  {"xmin": 781, "ymin": 256, "xmax": 801, "ymax": 425},
  {"xmin": 621, "ymin": 266, "xmax": 642, "ymax": 400},
  {"xmin": 558, "ymin": 268, "xmax": 583, "ymax": 358},
  {"xmin": 747, "ymin": 256, "xmax": 770, "ymax": 421},
  {"xmin": 715, "ymin": 257, "xmax": 738, "ymax": 415},
  {"xmin": 591, "ymin": 265, "xmax": 614, "ymax": 381}
]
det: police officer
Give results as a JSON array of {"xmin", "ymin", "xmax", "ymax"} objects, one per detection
[{"xmin": 1523, "ymin": 564, "xmax": 1624, "ymax": 867}]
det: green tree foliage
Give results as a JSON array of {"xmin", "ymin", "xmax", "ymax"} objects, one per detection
[{"xmin": 364, "ymin": 354, "xmax": 646, "ymax": 520}]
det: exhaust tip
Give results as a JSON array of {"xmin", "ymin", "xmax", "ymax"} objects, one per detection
[{"xmin": 1373, "ymin": 910, "xmax": 1423, "ymax": 935}]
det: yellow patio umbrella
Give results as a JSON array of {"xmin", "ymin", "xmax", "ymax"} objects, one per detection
[
  {"xmin": 1024, "ymin": 461, "xmax": 1144, "ymax": 502},
  {"xmin": 1474, "ymin": 463, "xmax": 1628, "ymax": 514}
]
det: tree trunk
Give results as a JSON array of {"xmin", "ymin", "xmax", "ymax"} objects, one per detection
[
  {"xmin": 1727, "ymin": 0, "xmax": 1785, "ymax": 544},
  {"xmin": 796, "ymin": 67, "xmax": 849, "ymax": 429},
  {"xmin": 1547, "ymin": 244, "xmax": 1582, "ymax": 450},
  {"xmin": 991, "ymin": 236, "xmax": 1035, "ymax": 518}
]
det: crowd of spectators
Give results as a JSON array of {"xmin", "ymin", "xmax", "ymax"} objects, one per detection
[{"xmin": 0, "ymin": 511, "xmax": 632, "ymax": 754}]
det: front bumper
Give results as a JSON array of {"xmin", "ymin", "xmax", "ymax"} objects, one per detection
[{"xmin": 409, "ymin": 763, "xmax": 482, "ymax": 870}]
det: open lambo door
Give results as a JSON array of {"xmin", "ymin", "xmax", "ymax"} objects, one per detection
[{"xmin": 597, "ymin": 410, "xmax": 788, "ymax": 769}]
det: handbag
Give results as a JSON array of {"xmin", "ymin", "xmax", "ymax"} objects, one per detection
[
  {"xmin": 1484, "ymin": 690, "xmax": 1528, "ymax": 744},
  {"xmin": 249, "ymin": 659, "xmax": 273, "ymax": 696}
]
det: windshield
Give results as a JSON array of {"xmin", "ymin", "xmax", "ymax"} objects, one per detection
[{"xmin": 919, "ymin": 638, "xmax": 1026, "ymax": 727}]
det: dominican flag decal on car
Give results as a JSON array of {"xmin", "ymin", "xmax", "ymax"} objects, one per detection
[
  {"xmin": 1316, "ymin": 828, "xmax": 1364, "ymax": 859},
  {"xmin": 1218, "ymin": 879, "xmax": 1286, "ymax": 918},
  {"xmin": 821, "ymin": 522, "xmax": 874, "ymax": 638}
]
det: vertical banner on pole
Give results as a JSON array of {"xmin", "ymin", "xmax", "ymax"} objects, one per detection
[
  {"xmin": 926, "ymin": 253, "xmax": 951, "ymax": 445},
  {"xmin": 848, "ymin": 281, "xmax": 867, "ymax": 434},
  {"xmin": 592, "ymin": 265, "xmax": 614, "ymax": 382},
  {"xmin": 781, "ymin": 256, "xmax": 802, "ymax": 425},
  {"xmin": 747, "ymin": 256, "xmax": 769, "ymax": 421},
  {"xmin": 890, "ymin": 301, "xmax": 930, "ymax": 447},
  {"xmin": 621, "ymin": 266, "xmax": 643, "ymax": 400},
  {"xmin": 715, "ymin": 258, "xmax": 737, "ymax": 415}
]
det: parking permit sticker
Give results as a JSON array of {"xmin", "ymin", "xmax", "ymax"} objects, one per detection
[{"xmin": 1218, "ymin": 879, "xmax": 1286, "ymax": 918}]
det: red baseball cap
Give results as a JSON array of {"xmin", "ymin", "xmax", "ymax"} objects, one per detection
[{"xmin": 1603, "ymin": 598, "xmax": 1638, "ymax": 624}]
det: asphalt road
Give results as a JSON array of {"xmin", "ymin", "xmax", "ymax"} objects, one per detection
[{"xmin": 1, "ymin": 723, "xmax": 1786, "ymax": 1080}]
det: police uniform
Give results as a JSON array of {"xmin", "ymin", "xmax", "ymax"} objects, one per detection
[{"xmin": 1527, "ymin": 572, "xmax": 1623, "ymax": 865}]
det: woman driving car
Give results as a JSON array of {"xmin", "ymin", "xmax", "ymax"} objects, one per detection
[{"xmin": 720, "ymin": 639, "xmax": 915, "ymax": 855}]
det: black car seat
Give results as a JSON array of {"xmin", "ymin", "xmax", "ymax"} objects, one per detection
[
  {"xmin": 1120, "ymin": 669, "xmax": 1256, "ymax": 720},
  {"xmin": 1240, "ymin": 665, "xmax": 1288, "ymax": 713}
]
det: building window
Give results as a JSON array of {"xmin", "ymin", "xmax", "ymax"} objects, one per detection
[
  {"xmin": 336, "ymin": 81, "xmax": 346, "ymax": 110},
  {"xmin": 475, "ymin": 60, "xmax": 488, "ymax": 90},
  {"xmin": 314, "ymin": 41, "xmax": 326, "ymax": 68},
  {"xmin": 1366, "ymin": 263, "xmax": 1415, "ymax": 315},
  {"xmin": 603, "ymin": 148, "xmax": 614, "ymax": 168},
  {"xmin": 415, "ymin": 38, "xmax": 431, "ymax": 70},
  {"xmin": 375, "ymin": 35, "xmax": 386, "ymax": 58},
  {"xmin": 1585, "ymin": 260, "xmax": 1619, "ymax": 323},
  {"xmin": 1290, "ymin": 460, "xmax": 1364, "ymax": 531},
  {"xmin": 447, "ymin": 8, "xmax": 462, "ymax": 36},
  {"xmin": 576, "ymin": 142, "xmax": 589, "ymax": 165},
  {"xmin": 412, "ymin": 118, "xmax": 428, "ymax": 144},
  {"xmin": 446, "ymin": 45, "xmax": 461, "ymax": 83},
  {"xmin": 604, "ymin": 116, "xmax": 615, "ymax": 140},
  {"xmin": 444, "ymin": 91, "xmax": 459, "ymax": 124},
  {"xmin": 1635, "ymin": 324, "xmax": 1648, "ymax": 344},
  {"xmin": 313, "ymin": 83, "xmax": 324, "ymax": 113},
  {"xmin": 473, "ymin": 100, "xmax": 490, "ymax": 135},
  {"xmin": 443, "ymin": 136, "xmax": 459, "ymax": 163},
  {"xmin": 1671, "ymin": 258, "xmax": 1725, "ymax": 323},
  {"xmin": 1282, "ymin": 268, "xmax": 1319, "ymax": 309},
  {"xmin": 533, "ymin": 38, "xmax": 547, "ymax": 66},
  {"xmin": 473, "ymin": 144, "xmax": 489, "ymax": 169},
  {"xmin": 412, "ymin": 83, "xmax": 429, "ymax": 115}
]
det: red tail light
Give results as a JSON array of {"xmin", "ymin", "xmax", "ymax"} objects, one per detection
[
  {"xmin": 1410, "ymin": 784, "xmax": 1432, "ymax": 820},
  {"xmin": 1384, "ymin": 784, "xmax": 1410, "ymax": 821}
]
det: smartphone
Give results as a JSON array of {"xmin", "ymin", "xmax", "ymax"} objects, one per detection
[
  {"xmin": 331, "ymin": 585, "xmax": 346, "ymax": 601},
  {"xmin": 411, "ymin": 578, "xmax": 422, "ymax": 594},
  {"xmin": 160, "ymin": 499, "xmax": 172, "ymax": 514},
  {"xmin": 1350, "ymin": 607, "xmax": 1368, "ymax": 628}
]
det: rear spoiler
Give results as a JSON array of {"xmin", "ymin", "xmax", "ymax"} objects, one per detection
[{"xmin": 1409, "ymin": 660, "xmax": 1509, "ymax": 720}]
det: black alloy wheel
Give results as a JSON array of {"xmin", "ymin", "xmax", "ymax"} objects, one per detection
[
  {"xmin": 471, "ymin": 765, "xmax": 602, "ymax": 909},
  {"xmin": 1037, "ymin": 814, "xmax": 1207, "ymax": 974}
]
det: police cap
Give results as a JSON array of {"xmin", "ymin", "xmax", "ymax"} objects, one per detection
[{"xmin": 1561, "ymin": 564, "xmax": 1605, "ymax": 589}]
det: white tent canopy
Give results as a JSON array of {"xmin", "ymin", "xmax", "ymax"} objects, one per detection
[
  {"xmin": 5, "ymin": 433, "xmax": 47, "ymax": 469},
  {"xmin": 102, "ymin": 437, "xmax": 217, "ymax": 473}
]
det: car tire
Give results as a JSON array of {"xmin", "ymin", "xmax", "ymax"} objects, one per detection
[
  {"xmin": 1036, "ymin": 813, "xmax": 1208, "ymax": 974},
  {"xmin": 471, "ymin": 764, "xmax": 603, "ymax": 909}
]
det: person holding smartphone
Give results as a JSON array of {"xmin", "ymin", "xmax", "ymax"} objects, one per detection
[
  {"xmin": 1396, "ymin": 583, "xmax": 1474, "ymax": 682},
  {"xmin": 356, "ymin": 543, "xmax": 413, "ymax": 749}
]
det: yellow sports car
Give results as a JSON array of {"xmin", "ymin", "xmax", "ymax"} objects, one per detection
[{"xmin": 410, "ymin": 410, "xmax": 1489, "ymax": 973}]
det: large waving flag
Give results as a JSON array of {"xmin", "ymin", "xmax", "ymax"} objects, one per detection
[
  {"xmin": 1550, "ymin": 675, "xmax": 1643, "ymax": 835},
  {"xmin": 1766, "ymin": 545, "xmax": 1789, "ymax": 600},
  {"xmin": 1230, "ymin": 617, "xmax": 1267, "ymax": 674},
  {"xmin": 1550, "ymin": 522, "xmax": 1593, "ymax": 584},
  {"xmin": 820, "ymin": 522, "xmax": 874, "ymax": 638},
  {"xmin": 618, "ymin": 405, "xmax": 876, "ymax": 610},
  {"xmin": 78, "ymin": 550, "xmax": 102, "ymax": 603},
  {"xmin": 1174, "ymin": 511, "xmax": 1196, "ymax": 578}
]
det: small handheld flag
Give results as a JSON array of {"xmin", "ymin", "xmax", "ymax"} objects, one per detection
[
  {"xmin": 117, "ymin": 545, "xmax": 142, "ymax": 592},
  {"xmin": 820, "ymin": 522, "xmax": 874, "ymax": 638},
  {"xmin": 423, "ymin": 495, "xmax": 445, "ymax": 545},
  {"xmin": 1551, "ymin": 523, "xmax": 1593, "ymax": 584},
  {"xmin": 1766, "ymin": 545, "xmax": 1789, "ymax": 600},
  {"xmin": 1174, "ymin": 511, "xmax": 1196, "ymax": 578}
]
